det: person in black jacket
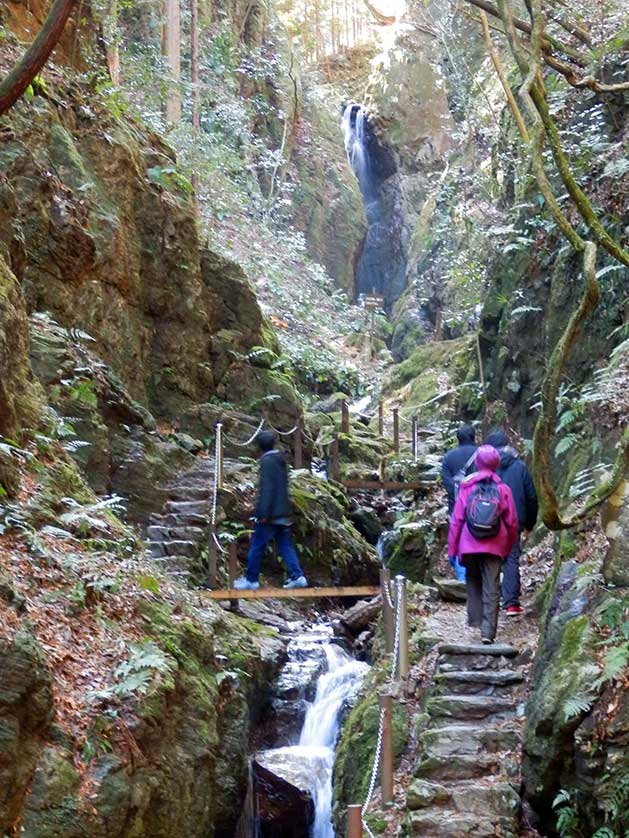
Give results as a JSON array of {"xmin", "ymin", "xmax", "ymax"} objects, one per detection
[
  {"xmin": 442, "ymin": 425, "xmax": 478, "ymax": 514},
  {"xmin": 233, "ymin": 431, "xmax": 307, "ymax": 591},
  {"xmin": 441, "ymin": 425, "xmax": 477, "ymax": 582},
  {"xmin": 485, "ymin": 430, "xmax": 538, "ymax": 615}
]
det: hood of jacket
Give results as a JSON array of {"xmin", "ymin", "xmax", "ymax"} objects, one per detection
[{"xmin": 498, "ymin": 446, "xmax": 519, "ymax": 469}]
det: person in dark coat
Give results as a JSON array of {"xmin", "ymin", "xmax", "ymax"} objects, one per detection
[
  {"xmin": 441, "ymin": 424, "xmax": 477, "ymax": 581},
  {"xmin": 234, "ymin": 431, "xmax": 308, "ymax": 590},
  {"xmin": 485, "ymin": 430, "xmax": 538, "ymax": 615}
]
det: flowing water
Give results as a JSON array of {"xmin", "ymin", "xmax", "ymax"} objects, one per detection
[{"xmin": 255, "ymin": 627, "xmax": 369, "ymax": 837}]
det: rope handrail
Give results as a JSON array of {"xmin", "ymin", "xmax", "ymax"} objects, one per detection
[{"xmin": 224, "ymin": 416, "xmax": 266, "ymax": 447}]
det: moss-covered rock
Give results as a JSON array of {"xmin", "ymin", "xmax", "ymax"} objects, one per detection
[
  {"xmin": 0, "ymin": 629, "xmax": 54, "ymax": 830},
  {"xmin": 522, "ymin": 554, "xmax": 629, "ymax": 835}
]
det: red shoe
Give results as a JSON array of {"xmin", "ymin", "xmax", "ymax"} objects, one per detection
[{"xmin": 505, "ymin": 605, "xmax": 524, "ymax": 616}]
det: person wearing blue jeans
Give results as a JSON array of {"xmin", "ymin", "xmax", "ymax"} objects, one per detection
[{"xmin": 233, "ymin": 430, "xmax": 308, "ymax": 591}]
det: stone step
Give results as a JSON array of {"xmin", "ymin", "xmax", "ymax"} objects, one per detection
[
  {"xmin": 438, "ymin": 653, "xmax": 505, "ymax": 672},
  {"xmin": 426, "ymin": 694, "xmax": 517, "ymax": 722},
  {"xmin": 407, "ymin": 808, "xmax": 518, "ymax": 837},
  {"xmin": 434, "ymin": 670, "xmax": 524, "ymax": 696},
  {"xmin": 146, "ymin": 525, "xmax": 205, "ymax": 543},
  {"xmin": 149, "ymin": 512, "xmax": 211, "ymax": 528},
  {"xmin": 168, "ymin": 486, "xmax": 212, "ymax": 502},
  {"xmin": 407, "ymin": 777, "xmax": 520, "ymax": 819},
  {"xmin": 148, "ymin": 540, "xmax": 199, "ymax": 558},
  {"xmin": 150, "ymin": 556, "xmax": 197, "ymax": 572},
  {"xmin": 165, "ymin": 500, "xmax": 211, "ymax": 515},
  {"xmin": 419, "ymin": 724, "xmax": 520, "ymax": 760},
  {"xmin": 438, "ymin": 642, "xmax": 518, "ymax": 657},
  {"xmin": 414, "ymin": 750, "xmax": 519, "ymax": 783}
]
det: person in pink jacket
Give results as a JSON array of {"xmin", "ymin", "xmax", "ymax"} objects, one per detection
[{"xmin": 447, "ymin": 445, "xmax": 519, "ymax": 643}]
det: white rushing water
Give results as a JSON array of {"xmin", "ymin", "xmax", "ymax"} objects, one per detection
[
  {"xmin": 256, "ymin": 633, "xmax": 369, "ymax": 837},
  {"xmin": 300, "ymin": 644, "xmax": 369, "ymax": 837}
]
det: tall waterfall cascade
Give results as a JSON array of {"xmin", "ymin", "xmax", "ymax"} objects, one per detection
[
  {"xmin": 340, "ymin": 103, "xmax": 405, "ymax": 309},
  {"xmin": 255, "ymin": 627, "xmax": 369, "ymax": 837}
]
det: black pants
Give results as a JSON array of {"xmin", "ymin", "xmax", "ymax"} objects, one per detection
[
  {"xmin": 501, "ymin": 535, "xmax": 521, "ymax": 608},
  {"xmin": 464, "ymin": 554, "xmax": 502, "ymax": 641}
]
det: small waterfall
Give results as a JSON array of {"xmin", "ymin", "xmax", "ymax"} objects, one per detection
[
  {"xmin": 299, "ymin": 644, "xmax": 369, "ymax": 837},
  {"xmin": 254, "ymin": 629, "xmax": 369, "ymax": 837},
  {"xmin": 342, "ymin": 104, "xmax": 379, "ymax": 211}
]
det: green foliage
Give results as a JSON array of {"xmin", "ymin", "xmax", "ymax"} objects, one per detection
[{"xmin": 93, "ymin": 640, "xmax": 175, "ymax": 701}]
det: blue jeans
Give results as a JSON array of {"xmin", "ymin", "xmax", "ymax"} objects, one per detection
[
  {"xmin": 501, "ymin": 535, "xmax": 521, "ymax": 607},
  {"xmin": 449, "ymin": 555, "xmax": 467, "ymax": 582},
  {"xmin": 246, "ymin": 523, "xmax": 304, "ymax": 583}
]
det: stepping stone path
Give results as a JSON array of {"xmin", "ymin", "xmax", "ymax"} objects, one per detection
[
  {"xmin": 406, "ymin": 642, "xmax": 525, "ymax": 837},
  {"xmin": 145, "ymin": 457, "xmax": 215, "ymax": 578}
]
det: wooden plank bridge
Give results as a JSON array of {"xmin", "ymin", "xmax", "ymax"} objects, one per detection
[{"xmin": 202, "ymin": 585, "xmax": 380, "ymax": 600}]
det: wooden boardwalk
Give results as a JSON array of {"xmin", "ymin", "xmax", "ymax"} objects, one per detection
[{"xmin": 202, "ymin": 585, "xmax": 380, "ymax": 600}]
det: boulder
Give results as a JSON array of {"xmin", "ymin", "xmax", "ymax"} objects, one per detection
[
  {"xmin": 349, "ymin": 507, "xmax": 383, "ymax": 544},
  {"xmin": 433, "ymin": 577, "xmax": 467, "ymax": 603}
]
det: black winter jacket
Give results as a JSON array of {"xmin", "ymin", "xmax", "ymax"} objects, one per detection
[
  {"xmin": 495, "ymin": 447, "xmax": 538, "ymax": 531},
  {"xmin": 255, "ymin": 450, "xmax": 293, "ymax": 522},
  {"xmin": 441, "ymin": 444, "xmax": 478, "ymax": 514}
]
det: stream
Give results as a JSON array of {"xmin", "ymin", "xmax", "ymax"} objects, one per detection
[{"xmin": 250, "ymin": 624, "xmax": 369, "ymax": 836}]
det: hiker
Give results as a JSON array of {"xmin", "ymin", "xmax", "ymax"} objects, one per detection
[
  {"xmin": 441, "ymin": 424, "xmax": 478, "ymax": 582},
  {"xmin": 233, "ymin": 431, "xmax": 308, "ymax": 591},
  {"xmin": 447, "ymin": 445, "xmax": 519, "ymax": 644},
  {"xmin": 485, "ymin": 430, "xmax": 538, "ymax": 616}
]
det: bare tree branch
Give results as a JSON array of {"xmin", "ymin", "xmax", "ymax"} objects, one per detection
[{"xmin": 0, "ymin": 0, "xmax": 78, "ymax": 116}]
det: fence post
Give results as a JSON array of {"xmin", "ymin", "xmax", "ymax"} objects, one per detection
[
  {"xmin": 411, "ymin": 416, "xmax": 418, "ymax": 461},
  {"xmin": 396, "ymin": 575, "xmax": 409, "ymax": 679},
  {"xmin": 380, "ymin": 568, "xmax": 394, "ymax": 654},
  {"xmin": 378, "ymin": 401, "xmax": 384, "ymax": 437},
  {"xmin": 294, "ymin": 417, "xmax": 303, "ymax": 469},
  {"xmin": 380, "ymin": 693, "xmax": 394, "ymax": 806},
  {"xmin": 216, "ymin": 422, "xmax": 224, "ymax": 489},
  {"xmin": 393, "ymin": 408, "xmax": 399, "ymax": 453},
  {"xmin": 347, "ymin": 804, "xmax": 362, "ymax": 837},
  {"xmin": 331, "ymin": 433, "xmax": 340, "ymax": 481},
  {"xmin": 208, "ymin": 530, "xmax": 217, "ymax": 588},
  {"xmin": 228, "ymin": 541, "xmax": 238, "ymax": 588},
  {"xmin": 341, "ymin": 399, "xmax": 350, "ymax": 435}
]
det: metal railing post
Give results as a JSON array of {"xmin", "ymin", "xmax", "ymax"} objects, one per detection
[
  {"xmin": 412, "ymin": 416, "xmax": 418, "ymax": 461},
  {"xmin": 380, "ymin": 693, "xmax": 394, "ymax": 806},
  {"xmin": 380, "ymin": 568, "xmax": 394, "ymax": 654},
  {"xmin": 341, "ymin": 399, "xmax": 350, "ymax": 435},
  {"xmin": 216, "ymin": 422, "xmax": 224, "ymax": 489},
  {"xmin": 396, "ymin": 575, "xmax": 409, "ymax": 679},
  {"xmin": 347, "ymin": 804, "xmax": 362, "ymax": 837},
  {"xmin": 378, "ymin": 401, "xmax": 384, "ymax": 437},
  {"xmin": 294, "ymin": 417, "xmax": 303, "ymax": 469}
]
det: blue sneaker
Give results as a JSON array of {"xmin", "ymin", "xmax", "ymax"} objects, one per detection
[
  {"xmin": 283, "ymin": 575, "xmax": 308, "ymax": 589},
  {"xmin": 233, "ymin": 576, "xmax": 260, "ymax": 591}
]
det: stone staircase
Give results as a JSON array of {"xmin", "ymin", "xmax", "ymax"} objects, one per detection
[
  {"xmin": 406, "ymin": 642, "xmax": 525, "ymax": 837},
  {"xmin": 145, "ymin": 457, "xmax": 215, "ymax": 578}
]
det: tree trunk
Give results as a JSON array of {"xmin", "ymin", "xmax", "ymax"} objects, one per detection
[
  {"xmin": 0, "ymin": 0, "xmax": 77, "ymax": 116},
  {"xmin": 190, "ymin": 0, "xmax": 200, "ymax": 131},
  {"xmin": 105, "ymin": 0, "xmax": 120, "ymax": 85},
  {"xmin": 164, "ymin": 0, "xmax": 181, "ymax": 124}
]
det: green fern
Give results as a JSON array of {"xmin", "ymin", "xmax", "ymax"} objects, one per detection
[
  {"xmin": 563, "ymin": 695, "xmax": 593, "ymax": 720},
  {"xmin": 555, "ymin": 433, "xmax": 579, "ymax": 457}
]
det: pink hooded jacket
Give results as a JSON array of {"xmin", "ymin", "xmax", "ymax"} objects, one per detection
[{"xmin": 447, "ymin": 470, "xmax": 519, "ymax": 561}]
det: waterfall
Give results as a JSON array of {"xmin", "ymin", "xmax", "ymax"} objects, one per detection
[
  {"xmin": 254, "ymin": 631, "xmax": 369, "ymax": 837},
  {"xmin": 341, "ymin": 102, "xmax": 406, "ymax": 309},
  {"xmin": 299, "ymin": 645, "xmax": 369, "ymax": 837}
]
